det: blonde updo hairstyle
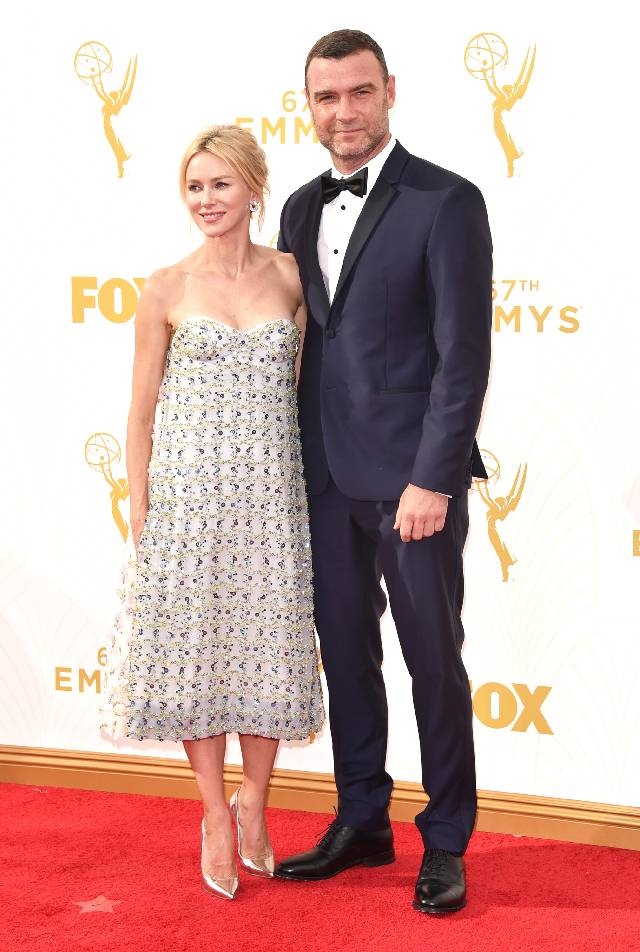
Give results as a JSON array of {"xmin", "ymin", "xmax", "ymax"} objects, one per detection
[{"xmin": 179, "ymin": 124, "xmax": 269, "ymax": 229}]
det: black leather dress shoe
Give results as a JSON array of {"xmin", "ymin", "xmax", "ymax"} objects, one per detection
[
  {"xmin": 275, "ymin": 819, "xmax": 395, "ymax": 881},
  {"xmin": 413, "ymin": 849, "xmax": 466, "ymax": 914}
]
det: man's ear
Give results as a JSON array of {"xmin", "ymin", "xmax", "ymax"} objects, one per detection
[{"xmin": 386, "ymin": 74, "xmax": 396, "ymax": 110}]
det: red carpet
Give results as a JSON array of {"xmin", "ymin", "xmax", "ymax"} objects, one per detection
[{"xmin": 1, "ymin": 783, "xmax": 638, "ymax": 952}]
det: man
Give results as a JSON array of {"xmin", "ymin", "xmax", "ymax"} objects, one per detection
[{"xmin": 276, "ymin": 29, "xmax": 492, "ymax": 914}]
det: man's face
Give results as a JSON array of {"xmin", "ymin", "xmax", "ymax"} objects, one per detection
[{"xmin": 306, "ymin": 50, "xmax": 395, "ymax": 165}]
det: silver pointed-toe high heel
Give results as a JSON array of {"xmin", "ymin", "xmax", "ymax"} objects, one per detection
[
  {"xmin": 201, "ymin": 819, "xmax": 239, "ymax": 900},
  {"xmin": 230, "ymin": 787, "xmax": 275, "ymax": 878}
]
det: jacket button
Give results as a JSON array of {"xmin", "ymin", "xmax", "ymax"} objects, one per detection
[{"xmin": 325, "ymin": 328, "xmax": 336, "ymax": 338}]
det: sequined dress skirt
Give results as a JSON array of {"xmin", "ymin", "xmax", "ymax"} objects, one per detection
[{"xmin": 100, "ymin": 316, "xmax": 324, "ymax": 742}]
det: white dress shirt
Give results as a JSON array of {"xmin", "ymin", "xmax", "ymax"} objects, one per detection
[{"xmin": 317, "ymin": 136, "xmax": 397, "ymax": 302}]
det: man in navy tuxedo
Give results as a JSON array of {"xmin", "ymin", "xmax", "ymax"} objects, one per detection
[{"xmin": 275, "ymin": 29, "xmax": 492, "ymax": 914}]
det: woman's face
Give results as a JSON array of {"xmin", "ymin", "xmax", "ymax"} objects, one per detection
[{"xmin": 184, "ymin": 151, "xmax": 255, "ymax": 238}]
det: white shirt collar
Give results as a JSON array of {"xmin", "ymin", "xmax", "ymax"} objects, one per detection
[{"xmin": 330, "ymin": 135, "xmax": 397, "ymax": 195}]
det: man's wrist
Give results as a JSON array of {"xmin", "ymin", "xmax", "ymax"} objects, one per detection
[{"xmin": 409, "ymin": 482, "xmax": 451, "ymax": 499}]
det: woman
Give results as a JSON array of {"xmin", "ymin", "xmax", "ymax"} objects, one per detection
[{"xmin": 100, "ymin": 125, "xmax": 324, "ymax": 900}]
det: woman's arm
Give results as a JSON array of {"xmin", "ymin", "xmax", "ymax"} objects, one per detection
[
  {"xmin": 277, "ymin": 251, "xmax": 307, "ymax": 384},
  {"xmin": 293, "ymin": 297, "xmax": 307, "ymax": 385},
  {"xmin": 126, "ymin": 273, "xmax": 171, "ymax": 551}
]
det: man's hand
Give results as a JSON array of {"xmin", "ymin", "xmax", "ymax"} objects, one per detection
[{"xmin": 393, "ymin": 484, "xmax": 448, "ymax": 542}]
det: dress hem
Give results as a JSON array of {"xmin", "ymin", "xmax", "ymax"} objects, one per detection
[{"xmin": 99, "ymin": 722, "xmax": 324, "ymax": 744}]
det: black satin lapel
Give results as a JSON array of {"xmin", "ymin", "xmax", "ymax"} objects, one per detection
[
  {"xmin": 332, "ymin": 177, "xmax": 397, "ymax": 306},
  {"xmin": 304, "ymin": 183, "xmax": 330, "ymax": 327}
]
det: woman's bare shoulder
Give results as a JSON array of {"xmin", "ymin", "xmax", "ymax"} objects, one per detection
[
  {"xmin": 269, "ymin": 247, "xmax": 298, "ymax": 266},
  {"xmin": 140, "ymin": 265, "xmax": 188, "ymax": 312},
  {"xmin": 268, "ymin": 248, "xmax": 301, "ymax": 286}
]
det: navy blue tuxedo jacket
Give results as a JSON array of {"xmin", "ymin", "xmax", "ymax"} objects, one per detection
[{"xmin": 278, "ymin": 140, "xmax": 492, "ymax": 499}]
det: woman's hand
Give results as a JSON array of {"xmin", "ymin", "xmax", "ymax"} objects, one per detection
[{"xmin": 130, "ymin": 504, "xmax": 148, "ymax": 556}]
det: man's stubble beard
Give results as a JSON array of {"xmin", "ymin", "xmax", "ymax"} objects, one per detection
[{"xmin": 311, "ymin": 103, "xmax": 390, "ymax": 165}]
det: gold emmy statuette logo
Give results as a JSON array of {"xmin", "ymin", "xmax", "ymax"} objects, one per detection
[
  {"xmin": 74, "ymin": 41, "xmax": 137, "ymax": 178},
  {"xmin": 85, "ymin": 433, "xmax": 129, "ymax": 541},
  {"xmin": 474, "ymin": 450, "xmax": 527, "ymax": 581},
  {"xmin": 465, "ymin": 33, "xmax": 536, "ymax": 177}
]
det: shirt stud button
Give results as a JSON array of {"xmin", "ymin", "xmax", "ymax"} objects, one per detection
[
  {"xmin": 333, "ymin": 249, "xmax": 339, "ymax": 254},
  {"xmin": 340, "ymin": 205, "xmax": 346, "ymax": 211}
]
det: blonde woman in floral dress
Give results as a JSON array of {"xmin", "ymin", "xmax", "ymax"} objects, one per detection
[{"xmin": 100, "ymin": 126, "xmax": 324, "ymax": 900}]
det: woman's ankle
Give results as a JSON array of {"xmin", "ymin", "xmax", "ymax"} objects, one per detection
[
  {"xmin": 237, "ymin": 783, "xmax": 267, "ymax": 816},
  {"xmin": 203, "ymin": 806, "xmax": 232, "ymax": 831}
]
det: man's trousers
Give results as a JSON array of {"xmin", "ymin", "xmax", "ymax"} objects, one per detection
[{"xmin": 309, "ymin": 477, "xmax": 477, "ymax": 855}]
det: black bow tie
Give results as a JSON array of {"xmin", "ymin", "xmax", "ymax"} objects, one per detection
[{"xmin": 321, "ymin": 168, "xmax": 368, "ymax": 204}]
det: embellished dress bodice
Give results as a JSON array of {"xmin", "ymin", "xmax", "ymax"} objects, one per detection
[{"xmin": 100, "ymin": 316, "xmax": 324, "ymax": 742}]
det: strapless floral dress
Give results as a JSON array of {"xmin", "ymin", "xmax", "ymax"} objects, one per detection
[{"xmin": 100, "ymin": 316, "xmax": 324, "ymax": 742}]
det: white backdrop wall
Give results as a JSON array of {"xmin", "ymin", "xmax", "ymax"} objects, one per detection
[{"xmin": 1, "ymin": 0, "xmax": 639, "ymax": 809}]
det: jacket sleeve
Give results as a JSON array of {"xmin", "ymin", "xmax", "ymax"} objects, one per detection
[
  {"xmin": 410, "ymin": 180, "xmax": 493, "ymax": 496},
  {"xmin": 277, "ymin": 195, "xmax": 292, "ymax": 253}
]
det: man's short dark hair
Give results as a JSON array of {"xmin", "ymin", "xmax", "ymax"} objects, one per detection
[{"xmin": 305, "ymin": 29, "xmax": 389, "ymax": 87}]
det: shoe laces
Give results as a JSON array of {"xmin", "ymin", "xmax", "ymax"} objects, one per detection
[
  {"xmin": 424, "ymin": 847, "xmax": 451, "ymax": 876},
  {"xmin": 315, "ymin": 809, "xmax": 342, "ymax": 849}
]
